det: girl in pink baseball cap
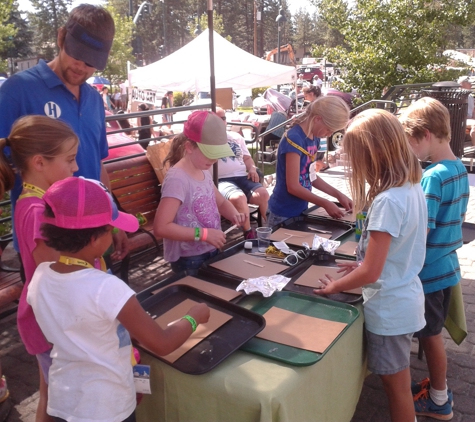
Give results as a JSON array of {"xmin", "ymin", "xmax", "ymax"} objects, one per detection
[
  {"xmin": 27, "ymin": 176, "xmax": 210, "ymax": 422},
  {"xmin": 154, "ymin": 111, "xmax": 246, "ymax": 273}
]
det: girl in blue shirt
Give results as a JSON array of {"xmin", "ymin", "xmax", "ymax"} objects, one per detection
[
  {"xmin": 315, "ymin": 109, "xmax": 427, "ymax": 422},
  {"xmin": 267, "ymin": 95, "xmax": 352, "ymax": 227}
]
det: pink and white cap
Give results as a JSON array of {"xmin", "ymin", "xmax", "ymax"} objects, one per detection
[
  {"xmin": 43, "ymin": 177, "xmax": 139, "ymax": 233},
  {"xmin": 183, "ymin": 111, "xmax": 234, "ymax": 159}
]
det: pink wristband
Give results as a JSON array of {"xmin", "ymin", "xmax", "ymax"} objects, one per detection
[{"xmin": 201, "ymin": 228, "xmax": 208, "ymax": 242}]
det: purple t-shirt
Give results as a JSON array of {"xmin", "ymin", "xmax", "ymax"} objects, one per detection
[
  {"xmin": 161, "ymin": 167, "xmax": 221, "ymax": 263},
  {"xmin": 15, "ymin": 195, "xmax": 51, "ymax": 355}
]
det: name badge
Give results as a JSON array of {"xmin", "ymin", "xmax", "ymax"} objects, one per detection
[
  {"xmin": 309, "ymin": 162, "xmax": 318, "ymax": 182},
  {"xmin": 133, "ymin": 364, "xmax": 151, "ymax": 394}
]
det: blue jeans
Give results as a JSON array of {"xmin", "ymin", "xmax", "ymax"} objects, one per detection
[
  {"xmin": 266, "ymin": 211, "xmax": 289, "ymax": 228},
  {"xmin": 170, "ymin": 249, "xmax": 219, "ymax": 274}
]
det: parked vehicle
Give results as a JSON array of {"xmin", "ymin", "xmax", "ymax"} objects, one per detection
[
  {"xmin": 279, "ymin": 86, "xmax": 290, "ymax": 96},
  {"xmin": 253, "ymin": 95, "xmax": 269, "ymax": 115},
  {"xmin": 296, "ymin": 65, "xmax": 324, "ymax": 83},
  {"xmin": 105, "ymin": 112, "xmax": 143, "ymax": 160},
  {"xmin": 323, "ymin": 88, "xmax": 354, "ymax": 151}
]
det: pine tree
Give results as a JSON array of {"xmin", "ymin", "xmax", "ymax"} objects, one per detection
[{"xmin": 28, "ymin": 0, "xmax": 71, "ymax": 59}]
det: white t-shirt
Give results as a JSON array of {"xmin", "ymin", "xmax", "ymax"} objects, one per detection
[
  {"xmin": 356, "ymin": 183, "xmax": 427, "ymax": 336},
  {"xmin": 27, "ymin": 263, "xmax": 136, "ymax": 422},
  {"xmin": 217, "ymin": 132, "xmax": 251, "ymax": 178}
]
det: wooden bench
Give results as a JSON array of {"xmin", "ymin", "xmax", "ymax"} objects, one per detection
[{"xmin": 105, "ymin": 155, "xmax": 163, "ymax": 282}]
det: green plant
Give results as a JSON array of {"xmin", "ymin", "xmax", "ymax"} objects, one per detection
[
  {"xmin": 252, "ymin": 87, "xmax": 269, "ymax": 100},
  {"xmin": 174, "ymin": 92, "xmax": 184, "ymax": 106}
]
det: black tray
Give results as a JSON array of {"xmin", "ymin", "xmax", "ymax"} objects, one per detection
[
  {"xmin": 137, "ymin": 285, "xmax": 265, "ymax": 375},
  {"xmin": 200, "ymin": 239, "xmax": 299, "ymax": 281},
  {"xmin": 303, "ymin": 204, "xmax": 356, "ymax": 226},
  {"xmin": 135, "ymin": 270, "xmax": 245, "ymax": 304},
  {"xmin": 273, "ymin": 215, "xmax": 353, "ymax": 241},
  {"xmin": 282, "ymin": 254, "xmax": 363, "ymax": 304}
]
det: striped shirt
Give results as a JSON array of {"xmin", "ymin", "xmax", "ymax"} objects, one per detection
[{"xmin": 419, "ymin": 159, "xmax": 469, "ymax": 294}]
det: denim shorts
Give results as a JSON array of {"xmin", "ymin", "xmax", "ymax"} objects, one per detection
[
  {"xmin": 170, "ymin": 249, "xmax": 218, "ymax": 274},
  {"xmin": 366, "ymin": 329, "xmax": 413, "ymax": 375},
  {"xmin": 266, "ymin": 211, "xmax": 290, "ymax": 229},
  {"xmin": 218, "ymin": 176, "xmax": 263, "ymax": 201},
  {"xmin": 415, "ymin": 286, "xmax": 452, "ymax": 338}
]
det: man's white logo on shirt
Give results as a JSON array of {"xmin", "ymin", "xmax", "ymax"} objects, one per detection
[{"xmin": 44, "ymin": 102, "xmax": 61, "ymax": 119}]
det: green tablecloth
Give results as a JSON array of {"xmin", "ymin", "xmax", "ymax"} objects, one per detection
[{"xmin": 136, "ymin": 304, "xmax": 365, "ymax": 422}]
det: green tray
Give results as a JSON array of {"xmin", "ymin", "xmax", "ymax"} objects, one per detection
[{"xmin": 240, "ymin": 291, "xmax": 359, "ymax": 366}]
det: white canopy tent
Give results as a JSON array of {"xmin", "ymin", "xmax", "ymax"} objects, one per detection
[
  {"xmin": 443, "ymin": 50, "xmax": 475, "ymax": 67},
  {"xmin": 129, "ymin": 29, "xmax": 297, "ymax": 92}
]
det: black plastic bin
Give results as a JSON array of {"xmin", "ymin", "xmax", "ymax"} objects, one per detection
[{"xmin": 421, "ymin": 82, "xmax": 470, "ymax": 158}]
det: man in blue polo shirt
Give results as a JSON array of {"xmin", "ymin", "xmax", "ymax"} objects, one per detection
[{"xmin": 0, "ymin": 4, "xmax": 128, "ymax": 260}]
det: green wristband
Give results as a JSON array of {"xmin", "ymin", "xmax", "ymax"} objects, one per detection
[
  {"xmin": 194, "ymin": 227, "xmax": 200, "ymax": 242},
  {"xmin": 182, "ymin": 315, "xmax": 197, "ymax": 332}
]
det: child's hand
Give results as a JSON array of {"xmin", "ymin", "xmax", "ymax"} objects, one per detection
[
  {"xmin": 324, "ymin": 201, "xmax": 346, "ymax": 219},
  {"xmin": 338, "ymin": 194, "xmax": 353, "ymax": 212},
  {"xmin": 111, "ymin": 230, "xmax": 129, "ymax": 260},
  {"xmin": 205, "ymin": 228, "xmax": 226, "ymax": 249},
  {"xmin": 231, "ymin": 212, "xmax": 247, "ymax": 227},
  {"xmin": 313, "ymin": 274, "xmax": 339, "ymax": 296},
  {"xmin": 336, "ymin": 261, "xmax": 359, "ymax": 276},
  {"xmin": 187, "ymin": 303, "xmax": 210, "ymax": 325}
]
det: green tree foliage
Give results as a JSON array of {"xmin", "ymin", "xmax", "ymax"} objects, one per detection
[
  {"xmin": 123, "ymin": 0, "xmax": 290, "ymax": 65},
  {"xmin": 102, "ymin": 5, "xmax": 135, "ymax": 85},
  {"xmin": 28, "ymin": 0, "xmax": 72, "ymax": 60},
  {"xmin": 1, "ymin": 1, "xmax": 33, "ymax": 61},
  {"xmin": 313, "ymin": 0, "xmax": 475, "ymax": 101},
  {"xmin": 291, "ymin": 8, "xmax": 317, "ymax": 56},
  {"xmin": 0, "ymin": 0, "xmax": 17, "ymax": 73},
  {"xmin": 190, "ymin": 10, "xmax": 226, "ymax": 38}
]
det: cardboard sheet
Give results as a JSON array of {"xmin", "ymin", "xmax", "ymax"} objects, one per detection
[
  {"xmin": 308, "ymin": 207, "xmax": 357, "ymax": 224},
  {"xmin": 270, "ymin": 228, "xmax": 331, "ymax": 247},
  {"xmin": 155, "ymin": 299, "xmax": 232, "ymax": 363},
  {"xmin": 151, "ymin": 276, "xmax": 241, "ymax": 301},
  {"xmin": 209, "ymin": 253, "xmax": 287, "ymax": 279},
  {"xmin": 336, "ymin": 241, "xmax": 359, "ymax": 256},
  {"xmin": 256, "ymin": 306, "xmax": 348, "ymax": 353},
  {"xmin": 294, "ymin": 265, "xmax": 362, "ymax": 295}
]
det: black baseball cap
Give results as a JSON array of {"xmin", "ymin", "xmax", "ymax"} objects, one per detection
[{"xmin": 64, "ymin": 20, "xmax": 112, "ymax": 70}]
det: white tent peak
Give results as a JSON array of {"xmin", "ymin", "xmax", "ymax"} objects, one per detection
[
  {"xmin": 443, "ymin": 50, "xmax": 475, "ymax": 67},
  {"xmin": 129, "ymin": 29, "xmax": 296, "ymax": 92}
]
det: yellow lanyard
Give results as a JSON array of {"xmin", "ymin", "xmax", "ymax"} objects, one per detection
[
  {"xmin": 58, "ymin": 256, "xmax": 94, "ymax": 269},
  {"xmin": 285, "ymin": 135, "xmax": 317, "ymax": 162},
  {"xmin": 58, "ymin": 256, "xmax": 107, "ymax": 271},
  {"xmin": 19, "ymin": 183, "xmax": 46, "ymax": 200}
]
